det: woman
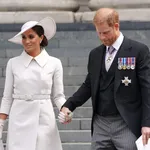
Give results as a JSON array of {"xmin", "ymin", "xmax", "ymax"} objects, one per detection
[{"xmin": 0, "ymin": 17, "xmax": 66, "ymax": 150}]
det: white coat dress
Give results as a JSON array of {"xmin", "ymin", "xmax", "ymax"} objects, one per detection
[{"xmin": 0, "ymin": 49, "xmax": 66, "ymax": 150}]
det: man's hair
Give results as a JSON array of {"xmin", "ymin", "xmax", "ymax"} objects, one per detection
[{"xmin": 93, "ymin": 9, "xmax": 119, "ymax": 27}]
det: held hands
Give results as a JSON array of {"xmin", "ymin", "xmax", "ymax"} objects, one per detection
[
  {"xmin": 142, "ymin": 127, "xmax": 150, "ymax": 145},
  {"xmin": 0, "ymin": 119, "xmax": 5, "ymax": 139},
  {"xmin": 58, "ymin": 107, "xmax": 73, "ymax": 124}
]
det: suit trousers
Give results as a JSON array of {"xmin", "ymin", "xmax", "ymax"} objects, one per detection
[{"xmin": 91, "ymin": 114, "xmax": 137, "ymax": 150}]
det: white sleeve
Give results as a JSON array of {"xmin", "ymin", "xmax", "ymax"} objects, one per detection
[
  {"xmin": 52, "ymin": 59, "xmax": 66, "ymax": 110},
  {"xmin": 0, "ymin": 59, "xmax": 14, "ymax": 115}
]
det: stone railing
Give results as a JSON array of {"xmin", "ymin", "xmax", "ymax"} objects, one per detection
[{"xmin": 0, "ymin": 0, "xmax": 150, "ymax": 23}]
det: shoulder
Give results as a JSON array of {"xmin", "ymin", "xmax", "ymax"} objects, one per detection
[
  {"xmin": 89, "ymin": 45, "xmax": 105, "ymax": 56},
  {"xmin": 42, "ymin": 49, "xmax": 62, "ymax": 65},
  {"xmin": 46, "ymin": 55, "xmax": 62, "ymax": 69},
  {"xmin": 126, "ymin": 37, "xmax": 149, "ymax": 52},
  {"xmin": 7, "ymin": 55, "xmax": 22, "ymax": 65},
  {"xmin": 48, "ymin": 55, "xmax": 61, "ymax": 64}
]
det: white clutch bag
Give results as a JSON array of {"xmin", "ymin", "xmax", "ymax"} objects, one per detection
[{"xmin": 0, "ymin": 139, "xmax": 4, "ymax": 150}]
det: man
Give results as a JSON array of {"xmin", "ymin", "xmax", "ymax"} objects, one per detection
[{"xmin": 58, "ymin": 8, "xmax": 150, "ymax": 149}]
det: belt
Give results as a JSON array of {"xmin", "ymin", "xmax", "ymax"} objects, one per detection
[{"xmin": 12, "ymin": 94, "xmax": 50, "ymax": 101}]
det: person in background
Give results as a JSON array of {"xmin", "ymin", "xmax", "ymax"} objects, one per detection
[
  {"xmin": 58, "ymin": 8, "xmax": 150, "ymax": 150},
  {"xmin": 0, "ymin": 17, "xmax": 66, "ymax": 150}
]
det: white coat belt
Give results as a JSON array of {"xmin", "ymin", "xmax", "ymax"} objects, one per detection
[{"xmin": 12, "ymin": 94, "xmax": 50, "ymax": 101}]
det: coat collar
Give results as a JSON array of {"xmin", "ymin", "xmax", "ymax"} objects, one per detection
[{"xmin": 21, "ymin": 48, "xmax": 49, "ymax": 68}]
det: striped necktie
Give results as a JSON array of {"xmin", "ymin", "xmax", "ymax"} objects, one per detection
[{"xmin": 108, "ymin": 46, "xmax": 115, "ymax": 54}]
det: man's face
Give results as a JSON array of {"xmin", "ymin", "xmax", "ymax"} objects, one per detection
[{"xmin": 95, "ymin": 21, "xmax": 119, "ymax": 46}]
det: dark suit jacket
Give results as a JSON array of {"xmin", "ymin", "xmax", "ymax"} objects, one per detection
[{"xmin": 63, "ymin": 37, "xmax": 150, "ymax": 138}]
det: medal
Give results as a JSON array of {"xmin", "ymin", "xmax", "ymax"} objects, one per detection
[
  {"xmin": 122, "ymin": 77, "xmax": 131, "ymax": 86},
  {"xmin": 127, "ymin": 57, "xmax": 131, "ymax": 69},
  {"xmin": 131, "ymin": 57, "xmax": 135, "ymax": 70},
  {"xmin": 131, "ymin": 65, "xmax": 135, "ymax": 70},
  {"xmin": 118, "ymin": 58, "xmax": 122, "ymax": 70},
  {"xmin": 123, "ymin": 58, "xmax": 126, "ymax": 70},
  {"xmin": 118, "ymin": 65, "xmax": 122, "ymax": 70}
]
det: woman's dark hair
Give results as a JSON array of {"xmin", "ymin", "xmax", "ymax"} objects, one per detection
[{"xmin": 32, "ymin": 25, "xmax": 48, "ymax": 47}]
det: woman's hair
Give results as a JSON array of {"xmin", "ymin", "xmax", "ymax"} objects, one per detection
[{"xmin": 32, "ymin": 25, "xmax": 48, "ymax": 47}]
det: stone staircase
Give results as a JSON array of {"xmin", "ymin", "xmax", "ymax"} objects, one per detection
[
  {"xmin": 0, "ymin": 22, "xmax": 150, "ymax": 150},
  {"xmin": 0, "ymin": 24, "xmax": 99, "ymax": 150}
]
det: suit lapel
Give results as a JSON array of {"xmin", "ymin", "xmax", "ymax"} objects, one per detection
[{"xmin": 114, "ymin": 37, "xmax": 132, "ymax": 93}]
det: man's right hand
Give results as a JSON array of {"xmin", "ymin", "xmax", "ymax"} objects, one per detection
[{"xmin": 58, "ymin": 107, "xmax": 73, "ymax": 124}]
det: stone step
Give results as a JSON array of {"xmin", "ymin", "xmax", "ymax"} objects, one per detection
[
  {"xmin": 63, "ymin": 75, "xmax": 86, "ymax": 86},
  {"xmin": 0, "ymin": 56, "xmax": 88, "ymax": 68},
  {"xmin": 0, "ymin": 88, "xmax": 92, "ymax": 106},
  {"xmin": 1, "ymin": 30, "xmax": 150, "ymax": 54},
  {"xmin": 2, "ymin": 130, "xmax": 91, "ymax": 143},
  {"xmin": 58, "ymin": 38, "xmax": 99, "ymax": 48},
  {"xmin": 0, "ymin": 32, "xmax": 99, "ymax": 49},
  {"xmin": 2, "ymin": 118, "xmax": 91, "ymax": 132},
  {"xmin": 59, "ymin": 57, "xmax": 88, "ymax": 67},
  {"xmin": 0, "ymin": 55, "xmax": 89, "ymax": 68},
  {"xmin": 64, "ymin": 98, "xmax": 92, "ymax": 107},
  {"xmin": 54, "ymin": 107, "xmax": 92, "ymax": 118},
  {"xmin": 0, "ymin": 107, "xmax": 92, "ymax": 125},
  {"xmin": 57, "ymin": 118, "xmax": 91, "ymax": 130},
  {"xmin": 63, "ymin": 67, "xmax": 87, "ymax": 76},
  {"xmin": 0, "ymin": 77, "xmax": 86, "ymax": 90},
  {"xmin": 62, "ymin": 143, "xmax": 91, "ymax": 150},
  {"xmin": 3, "ymin": 48, "xmax": 91, "ymax": 58},
  {"xmin": 60, "ymin": 130, "xmax": 91, "ymax": 143},
  {"xmin": 2, "ymin": 31, "xmax": 98, "ymax": 43},
  {"xmin": 2, "ymin": 143, "xmax": 91, "ymax": 150},
  {"xmin": 64, "ymin": 86, "xmax": 86, "ymax": 96},
  {"xmin": 2, "ymin": 66, "xmax": 88, "ymax": 77}
]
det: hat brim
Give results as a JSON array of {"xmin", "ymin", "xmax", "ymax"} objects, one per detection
[{"xmin": 8, "ymin": 17, "xmax": 56, "ymax": 45}]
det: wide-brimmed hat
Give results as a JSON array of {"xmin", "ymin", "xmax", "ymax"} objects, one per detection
[{"xmin": 8, "ymin": 16, "xmax": 56, "ymax": 44}]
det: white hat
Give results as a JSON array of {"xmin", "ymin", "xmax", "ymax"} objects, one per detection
[{"xmin": 8, "ymin": 16, "xmax": 56, "ymax": 44}]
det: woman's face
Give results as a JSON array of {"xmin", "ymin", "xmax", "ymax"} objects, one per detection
[{"xmin": 22, "ymin": 28, "xmax": 43, "ymax": 56}]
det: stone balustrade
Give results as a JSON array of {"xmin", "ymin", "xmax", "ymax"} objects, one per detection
[
  {"xmin": 0, "ymin": 0, "xmax": 150, "ymax": 23},
  {"xmin": 0, "ymin": 0, "xmax": 80, "ymax": 12},
  {"xmin": 88, "ymin": 0, "xmax": 150, "ymax": 11}
]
